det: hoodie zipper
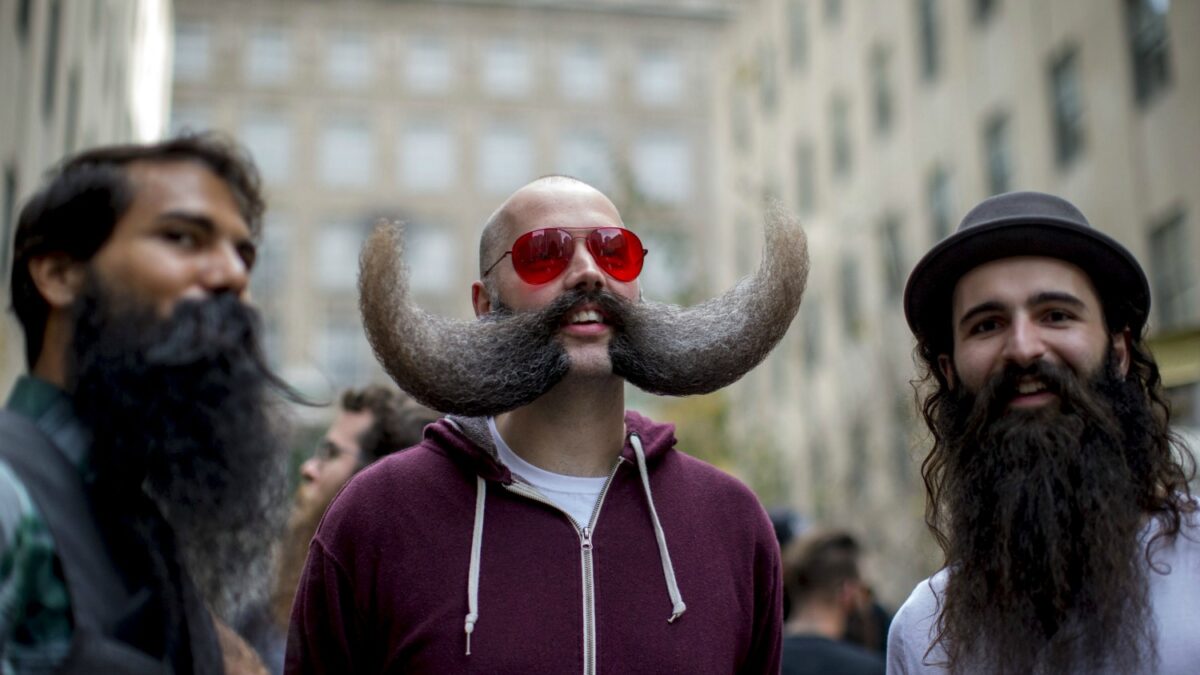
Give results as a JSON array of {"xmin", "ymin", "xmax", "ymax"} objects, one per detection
[{"xmin": 502, "ymin": 456, "xmax": 624, "ymax": 675}]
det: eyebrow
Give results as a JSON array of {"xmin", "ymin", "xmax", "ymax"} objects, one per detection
[
  {"xmin": 957, "ymin": 291, "xmax": 1088, "ymax": 329},
  {"xmin": 157, "ymin": 210, "xmax": 256, "ymax": 249}
]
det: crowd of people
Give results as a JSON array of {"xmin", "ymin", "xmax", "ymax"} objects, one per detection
[{"xmin": 0, "ymin": 133, "xmax": 1194, "ymax": 673}]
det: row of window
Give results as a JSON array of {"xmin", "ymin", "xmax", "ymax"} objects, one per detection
[
  {"xmin": 781, "ymin": 0, "xmax": 1172, "ymax": 107},
  {"xmin": 171, "ymin": 107, "xmax": 693, "ymax": 202},
  {"xmin": 174, "ymin": 21, "xmax": 688, "ymax": 106}
]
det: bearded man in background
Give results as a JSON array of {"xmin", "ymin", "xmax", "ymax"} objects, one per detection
[{"xmin": 889, "ymin": 191, "xmax": 1199, "ymax": 674}]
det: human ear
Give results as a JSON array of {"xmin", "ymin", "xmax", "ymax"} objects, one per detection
[
  {"xmin": 937, "ymin": 354, "xmax": 956, "ymax": 390},
  {"xmin": 471, "ymin": 280, "xmax": 492, "ymax": 318},
  {"xmin": 1111, "ymin": 329, "xmax": 1132, "ymax": 377},
  {"xmin": 28, "ymin": 254, "xmax": 84, "ymax": 309}
]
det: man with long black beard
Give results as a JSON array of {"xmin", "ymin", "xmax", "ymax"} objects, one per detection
[
  {"xmin": 0, "ymin": 135, "xmax": 289, "ymax": 674},
  {"xmin": 889, "ymin": 191, "xmax": 1199, "ymax": 674},
  {"xmin": 287, "ymin": 176, "xmax": 810, "ymax": 673}
]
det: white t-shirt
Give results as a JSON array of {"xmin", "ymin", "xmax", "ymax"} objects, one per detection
[
  {"xmin": 886, "ymin": 504, "xmax": 1200, "ymax": 674},
  {"xmin": 487, "ymin": 417, "xmax": 606, "ymax": 529}
]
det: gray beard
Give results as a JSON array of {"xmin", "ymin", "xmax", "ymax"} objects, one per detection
[{"xmin": 358, "ymin": 199, "xmax": 809, "ymax": 417}]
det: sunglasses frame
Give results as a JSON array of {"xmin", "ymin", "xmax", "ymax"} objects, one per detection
[{"xmin": 482, "ymin": 226, "xmax": 648, "ymax": 285}]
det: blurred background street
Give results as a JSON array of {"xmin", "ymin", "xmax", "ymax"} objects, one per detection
[{"xmin": 2, "ymin": 0, "xmax": 1197, "ymax": 608}]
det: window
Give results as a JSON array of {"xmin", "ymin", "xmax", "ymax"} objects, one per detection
[
  {"xmin": 830, "ymin": 94, "xmax": 852, "ymax": 179},
  {"xmin": 802, "ymin": 297, "xmax": 822, "ymax": 369},
  {"xmin": 916, "ymin": 0, "xmax": 940, "ymax": 82},
  {"xmin": 1149, "ymin": 209, "xmax": 1195, "ymax": 330},
  {"xmin": 1049, "ymin": 47, "xmax": 1085, "ymax": 167},
  {"xmin": 870, "ymin": 45, "xmax": 893, "ymax": 134},
  {"xmin": 732, "ymin": 95, "xmax": 751, "ymax": 154},
  {"xmin": 400, "ymin": 122, "xmax": 456, "ymax": 193},
  {"xmin": 250, "ymin": 211, "xmax": 289, "ymax": 301},
  {"xmin": 2, "ymin": 166, "xmax": 16, "ymax": 275},
  {"xmin": 892, "ymin": 393, "xmax": 913, "ymax": 483},
  {"xmin": 245, "ymin": 25, "xmax": 291, "ymax": 85},
  {"xmin": 788, "ymin": 0, "xmax": 809, "ymax": 71},
  {"xmin": 557, "ymin": 130, "xmax": 613, "ymax": 192},
  {"xmin": 984, "ymin": 112, "xmax": 1012, "ymax": 195},
  {"xmin": 170, "ymin": 103, "xmax": 212, "ymax": 136},
  {"xmin": 316, "ymin": 310, "xmax": 370, "ymax": 387},
  {"xmin": 974, "ymin": 0, "xmax": 997, "ymax": 24},
  {"xmin": 17, "ymin": 0, "xmax": 31, "ymax": 43},
  {"xmin": 632, "ymin": 132, "xmax": 691, "ymax": 204},
  {"xmin": 174, "ymin": 20, "xmax": 211, "ymax": 82},
  {"xmin": 759, "ymin": 42, "xmax": 778, "ymax": 112},
  {"xmin": 848, "ymin": 420, "xmax": 867, "ymax": 498},
  {"xmin": 478, "ymin": 125, "xmax": 533, "ymax": 195},
  {"xmin": 406, "ymin": 35, "xmax": 454, "ymax": 94},
  {"xmin": 824, "ymin": 0, "xmax": 842, "ymax": 24},
  {"xmin": 638, "ymin": 230, "xmax": 692, "ymax": 301},
  {"xmin": 795, "ymin": 141, "xmax": 816, "ymax": 214},
  {"xmin": 560, "ymin": 41, "xmax": 607, "ymax": 101},
  {"xmin": 325, "ymin": 31, "xmax": 372, "ymax": 88},
  {"xmin": 1125, "ymin": 0, "xmax": 1172, "ymax": 105},
  {"xmin": 406, "ymin": 224, "xmax": 456, "ymax": 293},
  {"xmin": 928, "ymin": 165, "xmax": 954, "ymax": 242},
  {"xmin": 42, "ymin": 0, "xmax": 61, "ymax": 119},
  {"xmin": 879, "ymin": 214, "xmax": 905, "ymax": 299},
  {"xmin": 314, "ymin": 221, "xmax": 364, "ymax": 291},
  {"xmin": 840, "ymin": 255, "xmax": 862, "ymax": 338},
  {"xmin": 483, "ymin": 38, "xmax": 532, "ymax": 98},
  {"xmin": 64, "ymin": 69, "xmax": 79, "ymax": 153},
  {"xmin": 240, "ymin": 112, "xmax": 291, "ymax": 184},
  {"xmin": 319, "ymin": 117, "xmax": 372, "ymax": 187},
  {"xmin": 635, "ymin": 47, "xmax": 684, "ymax": 106}
]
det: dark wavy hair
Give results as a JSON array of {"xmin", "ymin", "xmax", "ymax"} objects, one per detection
[
  {"xmin": 9, "ymin": 132, "xmax": 264, "ymax": 367},
  {"xmin": 339, "ymin": 385, "xmax": 440, "ymax": 467}
]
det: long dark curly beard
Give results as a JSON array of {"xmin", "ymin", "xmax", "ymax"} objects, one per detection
[
  {"xmin": 68, "ymin": 273, "xmax": 290, "ymax": 653},
  {"xmin": 929, "ymin": 352, "xmax": 1156, "ymax": 674}
]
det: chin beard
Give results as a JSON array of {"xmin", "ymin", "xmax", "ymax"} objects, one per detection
[
  {"xmin": 358, "ymin": 199, "xmax": 809, "ymax": 417},
  {"xmin": 930, "ymin": 353, "xmax": 1155, "ymax": 674},
  {"xmin": 68, "ymin": 275, "xmax": 290, "ymax": 627}
]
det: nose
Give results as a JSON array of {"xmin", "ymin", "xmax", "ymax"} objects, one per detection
[
  {"xmin": 560, "ymin": 238, "xmax": 606, "ymax": 292},
  {"xmin": 200, "ymin": 242, "xmax": 250, "ymax": 297},
  {"xmin": 300, "ymin": 457, "xmax": 319, "ymax": 484},
  {"xmin": 1001, "ymin": 314, "xmax": 1047, "ymax": 368}
]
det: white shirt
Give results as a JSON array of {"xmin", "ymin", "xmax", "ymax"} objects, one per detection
[
  {"xmin": 487, "ymin": 417, "xmax": 607, "ymax": 529},
  {"xmin": 887, "ymin": 504, "xmax": 1200, "ymax": 674}
]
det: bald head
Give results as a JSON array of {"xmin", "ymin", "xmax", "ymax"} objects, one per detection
[{"xmin": 478, "ymin": 176, "xmax": 622, "ymax": 278}]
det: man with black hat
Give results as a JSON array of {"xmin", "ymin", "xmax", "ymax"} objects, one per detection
[{"xmin": 888, "ymin": 191, "xmax": 1199, "ymax": 674}]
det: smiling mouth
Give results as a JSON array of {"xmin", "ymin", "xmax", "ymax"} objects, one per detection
[
  {"xmin": 1015, "ymin": 380, "xmax": 1048, "ymax": 396},
  {"xmin": 567, "ymin": 309, "xmax": 604, "ymax": 325}
]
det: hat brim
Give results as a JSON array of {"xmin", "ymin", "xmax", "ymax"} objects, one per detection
[{"xmin": 903, "ymin": 215, "xmax": 1151, "ymax": 350}]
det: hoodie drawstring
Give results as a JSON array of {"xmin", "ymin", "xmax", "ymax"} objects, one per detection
[
  {"xmin": 465, "ymin": 475, "xmax": 486, "ymax": 655},
  {"xmin": 630, "ymin": 433, "xmax": 688, "ymax": 623},
  {"xmin": 463, "ymin": 433, "xmax": 688, "ymax": 657}
]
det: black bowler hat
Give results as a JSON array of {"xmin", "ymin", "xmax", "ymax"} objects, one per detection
[{"xmin": 903, "ymin": 190, "xmax": 1151, "ymax": 351}]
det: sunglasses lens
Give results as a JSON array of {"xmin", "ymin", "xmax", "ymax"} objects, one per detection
[
  {"xmin": 511, "ymin": 229, "xmax": 573, "ymax": 284},
  {"xmin": 588, "ymin": 228, "xmax": 644, "ymax": 282}
]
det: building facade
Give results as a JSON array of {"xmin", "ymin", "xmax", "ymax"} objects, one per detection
[
  {"xmin": 716, "ymin": 0, "xmax": 1200, "ymax": 603},
  {"xmin": 170, "ymin": 0, "xmax": 733, "ymax": 401},
  {"xmin": 0, "ymin": 0, "xmax": 173, "ymax": 391}
]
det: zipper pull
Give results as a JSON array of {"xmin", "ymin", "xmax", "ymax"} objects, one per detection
[{"xmin": 581, "ymin": 526, "xmax": 593, "ymax": 551}]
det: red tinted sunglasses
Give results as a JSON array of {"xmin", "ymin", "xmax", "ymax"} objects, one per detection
[{"xmin": 483, "ymin": 227, "xmax": 648, "ymax": 285}]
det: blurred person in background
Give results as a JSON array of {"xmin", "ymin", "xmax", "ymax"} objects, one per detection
[
  {"xmin": 891, "ymin": 191, "xmax": 1199, "ymax": 674},
  {"xmin": 0, "ymin": 134, "xmax": 291, "ymax": 674},
  {"xmin": 264, "ymin": 385, "xmax": 437, "ymax": 673},
  {"xmin": 287, "ymin": 176, "xmax": 811, "ymax": 673},
  {"xmin": 781, "ymin": 530, "xmax": 884, "ymax": 675}
]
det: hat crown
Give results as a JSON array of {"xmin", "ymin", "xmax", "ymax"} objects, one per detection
[{"xmin": 957, "ymin": 190, "xmax": 1090, "ymax": 235}]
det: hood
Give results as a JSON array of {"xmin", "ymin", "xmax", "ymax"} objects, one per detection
[{"xmin": 426, "ymin": 409, "xmax": 678, "ymax": 483}]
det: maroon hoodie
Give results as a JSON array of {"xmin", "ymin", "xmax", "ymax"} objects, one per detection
[{"xmin": 285, "ymin": 410, "xmax": 782, "ymax": 674}]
